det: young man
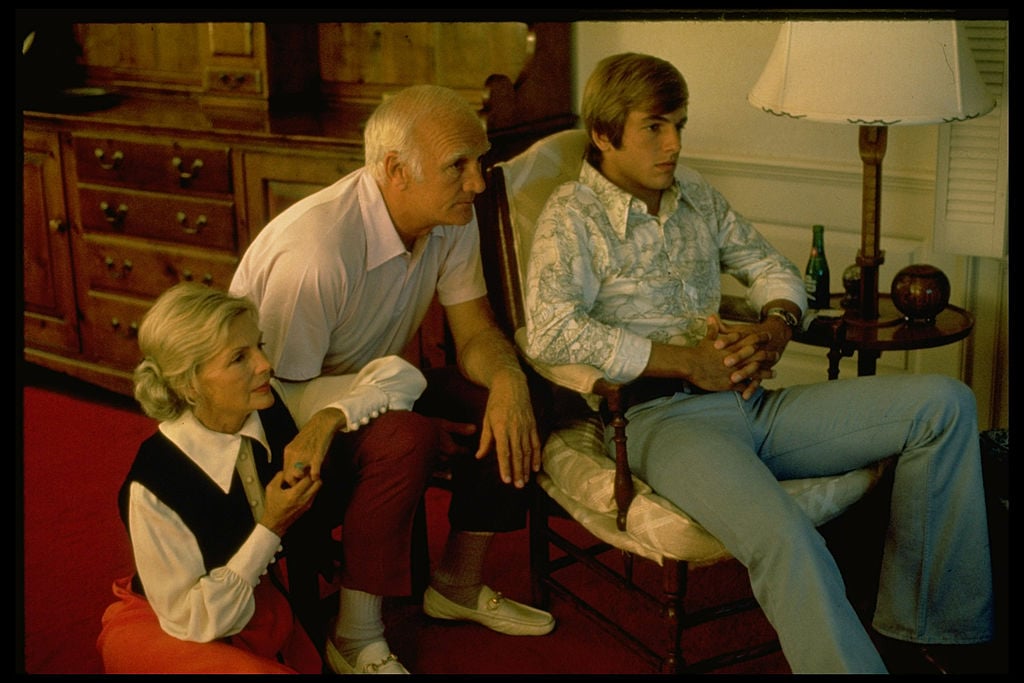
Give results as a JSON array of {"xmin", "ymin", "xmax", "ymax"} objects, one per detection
[
  {"xmin": 522, "ymin": 52, "xmax": 993, "ymax": 674},
  {"xmin": 231, "ymin": 84, "xmax": 553, "ymax": 674}
]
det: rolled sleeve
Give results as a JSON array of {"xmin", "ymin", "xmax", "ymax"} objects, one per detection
[{"xmin": 603, "ymin": 331, "xmax": 652, "ymax": 384}]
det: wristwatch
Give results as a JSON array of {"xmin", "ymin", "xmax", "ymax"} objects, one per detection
[{"xmin": 763, "ymin": 307, "xmax": 800, "ymax": 330}]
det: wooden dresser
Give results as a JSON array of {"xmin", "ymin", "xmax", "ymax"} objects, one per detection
[{"xmin": 21, "ymin": 21, "xmax": 574, "ymax": 396}]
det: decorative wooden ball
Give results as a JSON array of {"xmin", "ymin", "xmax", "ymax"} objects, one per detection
[{"xmin": 890, "ymin": 264, "xmax": 950, "ymax": 323}]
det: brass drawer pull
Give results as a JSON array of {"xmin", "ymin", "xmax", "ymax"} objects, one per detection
[
  {"xmin": 100, "ymin": 201, "xmax": 129, "ymax": 227},
  {"xmin": 176, "ymin": 212, "xmax": 208, "ymax": 235},
  {"xmin": 103, "ymin": 256, "xmax": 133, "ymax": 279},
  {"xmin": 181, "ymin": 269, "xmax": 215, "ymax": 285},
  {"xmin": 48, "ymin": 219, "xmax": 66, "ymax": 234},
  {"xmin": 109, "ymin": 318, "xmax": 140, "ymax": 337},
  {"xmin": 172, "ymin": 156, "xmax": 204, "ymax": 186},
  {"xmin": 94, "ymin": 148, "xmax": 124, "ymax": 171},
  {"xmin": 216, "ymin": 72, "xmax": 249, "ymax": 90}
]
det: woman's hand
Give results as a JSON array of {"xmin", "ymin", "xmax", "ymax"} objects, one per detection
[
  {"xmin": 282, "ymin": 407, "xmax": 345, "ymax": 485},
  {"xmin": 260, "ymin": 471, "xmax": 321, "ymax": 537}
]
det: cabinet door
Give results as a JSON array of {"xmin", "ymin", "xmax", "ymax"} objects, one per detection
[
  {"xmin": 239, "ymin": 148, "xmax": 361, "ymax": 245},
  {"xmin": 23, "ymin": 129, "xmax": 80, "ymax": 354}
]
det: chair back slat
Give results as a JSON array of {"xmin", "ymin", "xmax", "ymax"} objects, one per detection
[
  {"xmin": 478, "ymin": 128, "xmax": 587, "ymax": 335},
  {"xmin": 497, "ymin": 130, "xmax": 587, "ymax": 300}
]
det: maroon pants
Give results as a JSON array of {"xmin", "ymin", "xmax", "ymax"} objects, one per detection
[
  {"xmin": 287, "ymin": 409, "xmax": 438, "ymax": 598},
  {"xmin": 284, "ymin": 367, "xmax": 543, "ymax": 599}
]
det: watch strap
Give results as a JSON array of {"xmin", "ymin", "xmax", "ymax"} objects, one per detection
[{"xmin": 764, "ymin": 307, "xmax": 800, "ymax": 329}]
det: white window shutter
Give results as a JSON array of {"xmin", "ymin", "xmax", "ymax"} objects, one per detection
[{"xmin": 933, "ymin": 21, "xmax": 1008, "ymax": 259}]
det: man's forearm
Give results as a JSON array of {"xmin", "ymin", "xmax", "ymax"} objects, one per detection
[{"xmin": 458, "ymin": 326, "xmax": 527, "ymax": 390}]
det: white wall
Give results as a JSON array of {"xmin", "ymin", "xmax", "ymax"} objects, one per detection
[{"xmin": 571, "ymin": 20, "xmax": 1007, "ymax": 427}]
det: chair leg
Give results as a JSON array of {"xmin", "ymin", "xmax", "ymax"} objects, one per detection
[{"xmin": 659, "ymin": 558, "xmax": 685, "ymax": 673}]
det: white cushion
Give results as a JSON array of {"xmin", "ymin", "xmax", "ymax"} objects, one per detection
[
  {"xmin": 497, "ymin": 129, "xmax": 588, "ymax": 287},
  {"xmin": 539, "ymin": 414, "xmax": 890, "ymax": 566}
]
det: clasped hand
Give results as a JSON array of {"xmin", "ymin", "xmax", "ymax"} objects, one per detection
[{"xmin": 692, "ymin": 314, "xmax": 789, "ymax": 400}]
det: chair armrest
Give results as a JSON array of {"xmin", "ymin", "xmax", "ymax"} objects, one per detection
[{"xmin": 514, "ymin": 328, "xmax": 635, "ymax": 531}]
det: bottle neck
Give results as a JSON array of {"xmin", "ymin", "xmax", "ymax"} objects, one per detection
[{"xmin": 812, "ymin": 228, "xmax": 825, "ymax": 252}]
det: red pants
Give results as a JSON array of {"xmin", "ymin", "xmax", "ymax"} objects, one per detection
[
  {"xmin": 285, "ymin": 367, "xmax": 542, "ymax": 598},
  {"xmin": 96, "ymin": 575, "xmax": 322, "ymax": 674},
  {"xmin": 289, "ymin": 409, "xmax": 438, "ymax": 597}
]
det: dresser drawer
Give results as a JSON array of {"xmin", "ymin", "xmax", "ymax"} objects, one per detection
[
  {"xmin": 78, "ymin": 186, "xmax": 237, "ymax": 251},
  {"xmin": 73, "ymin": 135, "xmax": 232, "ymax": 195},
  {"xmin": 80, "ymin": 291, "xmax": 151, "ymax": 369},
  {"xmin": 80, "ymin": 234, "xmax": 238, "ymax": 299}
]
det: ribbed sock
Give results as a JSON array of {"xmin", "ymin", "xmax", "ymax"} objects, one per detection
[
  {"xmin": 332, "ymin": 587, "xmax": 386, "ymax": 663},
  {"xmin": 430, "ymin": 529, "xmax": 493, "ymax": 608}
]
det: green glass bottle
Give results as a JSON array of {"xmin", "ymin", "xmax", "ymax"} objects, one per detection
[{"xmin": 804, "ymin": 224, "xmax": 831, "ymax": 309}]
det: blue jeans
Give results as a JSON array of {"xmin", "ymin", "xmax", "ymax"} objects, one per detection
[{"xmin": 609, "ymin": 374, "xmax": 993, "ymax": 673}]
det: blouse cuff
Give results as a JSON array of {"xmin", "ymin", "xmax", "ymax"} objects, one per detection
[
  {"xmin": 332, "ymin": 356, "xmax": 427, "ymax": 431},
  {"xmin": 336, "ymin": 384, "xmax": 390, "ymax": 432},
  {"xmin": 225, "ymin": 523, "xmax": 284, "ymax": 587},
  {"xmin": 271, "ymin": 356, "xmax": 427, "ymax": 430}
]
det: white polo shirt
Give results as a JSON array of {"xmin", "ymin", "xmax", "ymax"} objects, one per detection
[{"xmin": 231, "ymin": 167, "xmax": 486, "ymax": 381}]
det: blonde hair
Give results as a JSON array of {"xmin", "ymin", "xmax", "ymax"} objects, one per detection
[
  {"xmin": 363, "ymin": 84, "xmax": 481, "ymax": 183},
  {"xmin": 582, "ymin": 53, "xmax": 689, "ymax": 167},
  {"xmin": 133, "ymin": 283, "xmax": 258, "ymax": 422}
]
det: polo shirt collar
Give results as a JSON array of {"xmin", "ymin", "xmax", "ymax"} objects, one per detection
[
  {"xmin": 358, "ymin": 170, "xmax": 410, "ymax": 270},
  {"xmin": 358, "ymin": 170, "xmax": 451, "ymax": 272}
]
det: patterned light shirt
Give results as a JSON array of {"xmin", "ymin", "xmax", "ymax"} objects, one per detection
[{"xmin": 524, "ymin": 161, "xmax": 806, "ymax": 384}]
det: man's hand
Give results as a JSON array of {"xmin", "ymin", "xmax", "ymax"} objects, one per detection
[
  {"xmin": 443, "ymin": 296, "xmax": 543, "ymax": 490},
  {"xmin": 474, "ymin": 371, "xmax": 542, "ymax": 489},
  {"xmin": 713, "ymin": 315, "xmax": 792, "ymax": 399}
]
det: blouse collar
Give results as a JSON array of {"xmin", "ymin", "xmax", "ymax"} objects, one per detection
[{"xmin": 159, "ymin": 411, "xmax": 271, "ymax": 493}]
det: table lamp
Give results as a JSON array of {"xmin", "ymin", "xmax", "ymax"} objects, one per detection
[{"xmin": 747, "ymin": 20, "xmax": 995, "ymax": 322}]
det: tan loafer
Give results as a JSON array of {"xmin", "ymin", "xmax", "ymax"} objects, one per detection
[
  {"xmin": 325, "ymin": 638, "xmax": 409, "ymax": 674},
  {"xmin": 422, "ymin": 585, "xmax": 555, "ymax": 636}
]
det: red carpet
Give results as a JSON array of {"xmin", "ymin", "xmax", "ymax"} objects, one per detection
[
  {"xmin": 18, "ymin": 369, "xmax": 792, "ymax": 674},
  {"xmin": 20, "ymin": 379, "xmax": 152, "ymax": 674}
]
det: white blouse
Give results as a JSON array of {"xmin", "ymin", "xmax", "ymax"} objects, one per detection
[{"xmin": 127, "ymin": 354, "xmax": 427, "ymax": 642}]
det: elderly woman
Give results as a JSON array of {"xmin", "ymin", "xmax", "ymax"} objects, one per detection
[{"xmin": 96, "ymin": 282, "xmax": 428, "ymax": 673}]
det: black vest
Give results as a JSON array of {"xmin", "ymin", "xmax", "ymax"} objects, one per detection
[{"xmin": 119, "ymin": 390, "xmax": 298, "ymax": 597}]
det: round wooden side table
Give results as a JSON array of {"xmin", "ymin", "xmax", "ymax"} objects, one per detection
[{"xmin": 795, "ymin": 294, "xmax": 975, "ymax": 378}]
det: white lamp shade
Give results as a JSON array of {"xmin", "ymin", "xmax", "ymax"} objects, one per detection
[{"xmin": 748, "ymin": 21, "xmax": 995, "ymax": 126}]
